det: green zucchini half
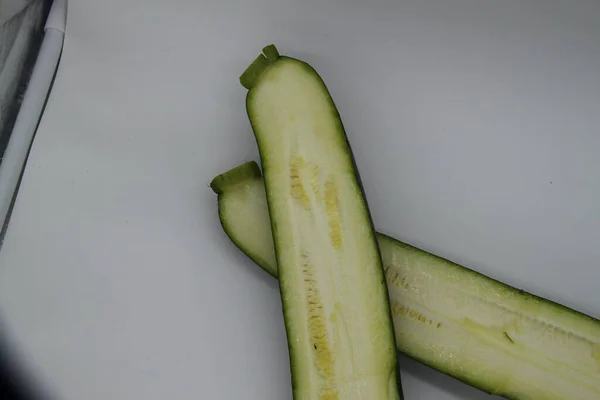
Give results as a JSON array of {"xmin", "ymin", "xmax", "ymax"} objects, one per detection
[
  {"xmin": 210, "ymin": 161, "xmax": 600, "ymax": 400},
  {"xmin": 232, "ymin": 45, "xmax": 402, "ymax": 399}
]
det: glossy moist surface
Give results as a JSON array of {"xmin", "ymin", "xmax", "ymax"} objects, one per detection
[
  {"xmin": 216, "ymin": 164, "xmax": 600, "ymax": 400},
  {"xmin": 246, "ymin": 57, "xmax": 399, "ymax": 399}
]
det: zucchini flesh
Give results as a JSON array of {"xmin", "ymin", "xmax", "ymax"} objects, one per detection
[
  {"xmin": 211, "ymin": 161, "xmax": 600, "ymax": 400},
  {"xmin": 237, "ymin": 45, "xmax": 401, "ymax": 400}
]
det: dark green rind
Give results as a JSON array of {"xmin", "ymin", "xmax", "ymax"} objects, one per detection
[
  {"xmin": 240, "ymin": 46, "xmax": 403, "ymax": 399},
  {"xmin": 209, "ymin": 161, "xmax": 262, "ymax": 195},
  {"xmin": 262, "ymin": 44, "xmax": 280, "ymax": 61},
  {"xmin": 239, "ymin": 44, "xmax": 280, "ymax": 90}
]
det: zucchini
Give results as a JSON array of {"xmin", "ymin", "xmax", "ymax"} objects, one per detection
[
  {"xmin": 234, "ymin": 45, "xmax": 402, "ymax": 399},
  {"xmin": 211, "ymin": 161, "xmax": 600, "ymax": 400}
]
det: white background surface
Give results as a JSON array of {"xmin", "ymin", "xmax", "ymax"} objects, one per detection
[{"xmin": 0, "ymin": 0, "xmax": 599, "ymax": 399}]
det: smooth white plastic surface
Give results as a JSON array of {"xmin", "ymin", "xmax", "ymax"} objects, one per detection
[{"xmin": 0, "ymin": 1, "xmax": 599, "ymax": 399}]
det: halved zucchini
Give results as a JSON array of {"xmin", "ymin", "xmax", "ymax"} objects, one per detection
[
  {"xmin": 233, "ymin": 45, "xmax": 402, "ymax": 399},
  {"xmin": 211, "ymin": 161, "xmax": 600, "ymax": 400}
]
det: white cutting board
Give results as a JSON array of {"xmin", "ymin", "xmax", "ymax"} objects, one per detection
[{"xmin": 0, "ymin": 1, "xmax": 599, "ymax": 399}]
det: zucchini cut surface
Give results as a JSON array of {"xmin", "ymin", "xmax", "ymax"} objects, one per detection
[
  {"xmin": 236, "ymin": 46, "xmax": 401, "ymax": 399},
  {"xmin": 212, "ymin": 161, "xmax": 600, "ymax": 400}
]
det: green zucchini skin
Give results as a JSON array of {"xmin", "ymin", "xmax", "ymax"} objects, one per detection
[
  {"xmin": 239, "ymin": 45, "xmax": 402, "ymax": 399},
  {"xmin": 211, "ymin": 161, "xmax": 600, "ymax": 400}
]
